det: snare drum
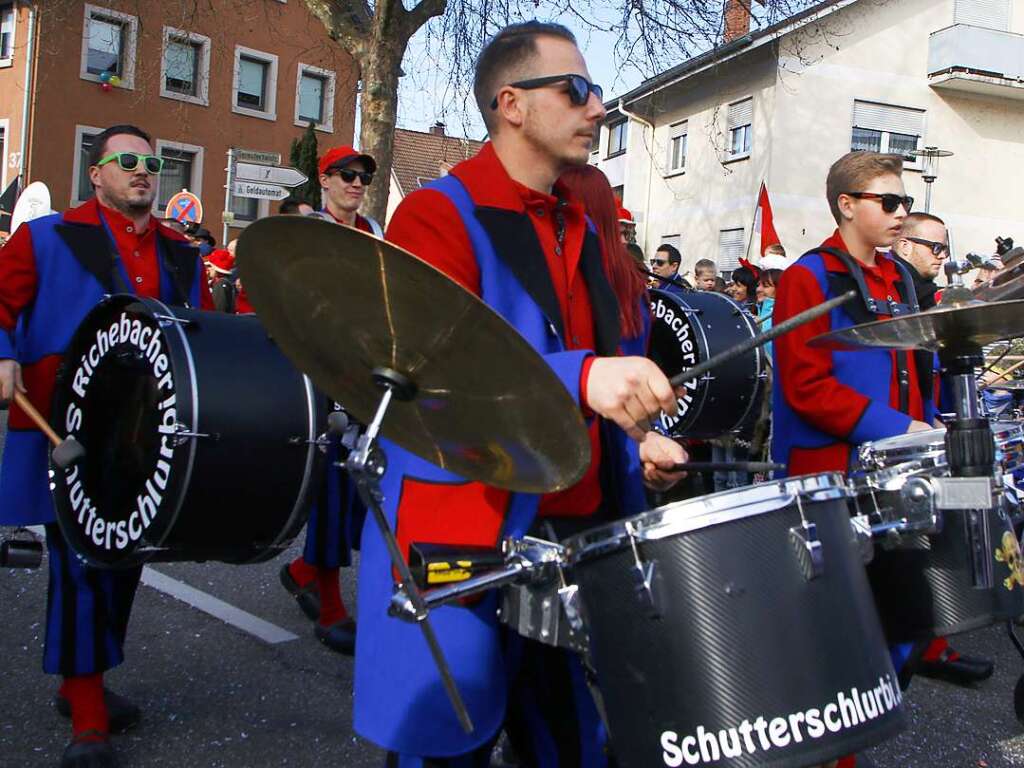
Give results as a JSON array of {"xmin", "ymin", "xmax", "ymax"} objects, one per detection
[
  {"xmin": 50, "ymin": 295, "xmax": 321, "ymax": 568},
  {"xmin": 564, "ymin": 474, "xmax": 903, "ymax": 768},
  {"xmin": 852, "ymin": 424, "xmax": 1024, "ymax": 641},
  {"xmin": 647, "ymin": 289, "xmax": 765, "ymax": 439}
]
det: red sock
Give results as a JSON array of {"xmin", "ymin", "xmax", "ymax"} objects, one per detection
[
  {"xmin": 922, "ymin": 636, "xmax": 953, "ymax": 662},
  {"xmin": 288, "ymin": 556, "xmax": 318, "ymax": 588},
  {"xmin": 316, "ymin": 567, "xmax": 349, "ymax": 626},
  {"xmin": 60, "ymin": 673, "xmax": 109, "ymax": 737}
]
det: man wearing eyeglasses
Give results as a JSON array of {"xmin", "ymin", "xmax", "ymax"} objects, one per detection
[
  {"xmin": 315, "ymin": 146, "xmax": 383, "ymax": 237},
  {"xmin": 0, "ymin": 123, "xmax": 212, "ymax": 768},
  {"xmin": 358, "ymin": 20, "xmax": 687, "ymax": 767}
]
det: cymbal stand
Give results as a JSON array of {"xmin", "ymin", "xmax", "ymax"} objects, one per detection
[
  {"xmin": 345, "ymin": 367, "xmax": 474, "ymax": 734},
  {"xmin": 941, "ymin": 344, "xmax": 995, "ymax": 590}
]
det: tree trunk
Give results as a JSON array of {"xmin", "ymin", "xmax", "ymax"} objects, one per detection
[{"xmin": 358, "ymin": 44, "xmax": 404, "ymax": 224}]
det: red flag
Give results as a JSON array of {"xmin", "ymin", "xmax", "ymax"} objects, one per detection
[{"xmin": 757, "ymin": 181, "xmax": 780, "ymax": 256}]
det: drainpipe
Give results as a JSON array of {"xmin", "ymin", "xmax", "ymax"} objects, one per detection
[
  {"xmin": 618, "ymin": 98, "xmax": 654, "ymax": 253},
  {"xmin": 18, "ymin": 5, "xmax": 36, "ymax": 182}
]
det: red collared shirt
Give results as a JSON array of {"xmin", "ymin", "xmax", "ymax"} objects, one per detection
[
  {"xmin": 324, "ymin": 207, "xmax": 375, "ymax": 233},
  {"xmin": 98, "ymin": 204, "xmax": 162, "ymax": 295},
  {"xmin": 386, "ymin": 142, "xmax": 603, "ymax": 517}
]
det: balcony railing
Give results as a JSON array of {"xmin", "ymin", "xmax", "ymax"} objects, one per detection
[{"xmin": 928, "ymin": 24, "xmax": 1024, "ymax": 83}]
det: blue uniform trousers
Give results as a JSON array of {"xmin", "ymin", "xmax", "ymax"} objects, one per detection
[{"xmin": 42, "ymin": 524, "xmax": 142, "ymax": 677}]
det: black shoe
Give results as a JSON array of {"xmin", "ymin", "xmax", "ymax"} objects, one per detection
[
  {"xmin": 280, "ymin": 563, "xmax": 320, "ymax": 621},
  {"xmin": 314, "ymin": 618, "xmax": 356, "ymax": 656},
  {"xmin": 55, "ymin": 689, "xmax": 141, "ymax": 734},
  {"xmin": 918, "ymin": 652, "xmax": 994, "ymax": 685},
  {"xmin": 60, "ymin": 731, "xmax": 118, "ymax": 768}
]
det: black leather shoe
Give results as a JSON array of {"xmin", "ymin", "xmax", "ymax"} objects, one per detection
[
  {"xmin": 280, "ymin": 564, "xmax": 321, "ymax": 621},
  {"xmin": 55, "ymin": 689, "xmax": 141, "ymax": 734},
  {"xmin": 314, "ymin": 618, "xmax": 356, "ymax": 656},
  {"xmin": 60, "ymin": 731, "xmax": 118, "ymax": 768},
  {"xmin": 918, "ymin": 652, "xmax": 994, "ymax": 685}
]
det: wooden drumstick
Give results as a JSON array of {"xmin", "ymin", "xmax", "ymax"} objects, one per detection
[
  {"xmin": 980, "ymin": 358, "xmax": 1024, "ymax": 389},
  {"xmin": 12, "ymin": 391, "xmax": 85, "ymax": 468}
]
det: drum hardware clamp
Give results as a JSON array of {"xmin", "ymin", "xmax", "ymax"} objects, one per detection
[
  {"xmin": 788, "ymin": 494, "xmax": 824, "ymax": 581},
  {"xmin": 849, "ymin": 515, "xmax": 875, "ymax": 564},
  {"xmin": 162, "ymin": 422, "xmax": 215, "ymax": 446},
  {"xmin": 624, "ymin": 520, "xmax": 660, "ymax": 617},
  {"xmin": 153, "ymin": 313, "xmax": 195, "ymax": 328}
]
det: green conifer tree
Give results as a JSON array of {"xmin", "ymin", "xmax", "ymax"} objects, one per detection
[{"xmin": 288, "ymin": 122, "xmax": 321, "ymax": 210}]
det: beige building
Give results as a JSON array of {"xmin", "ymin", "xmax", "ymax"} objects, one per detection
[
  {"xmin": 0, "ymin": 0, "xmax": 359, "ymax": 239},
  {"xmin": 593, "ymin": 0, "xmax": 1024, "ymax": 279}
]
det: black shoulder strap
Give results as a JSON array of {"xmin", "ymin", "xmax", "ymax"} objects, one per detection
[
  {"xmin": 815, "ymin": 247, "xmax": 916, "ymax": 318},
  {"xmin": 159, "ymin": 236, "xmax": 199, "ymax": 308},
  {"xmin": 54, "ymin": 222, "xmax": 132, "ymax": 294}
]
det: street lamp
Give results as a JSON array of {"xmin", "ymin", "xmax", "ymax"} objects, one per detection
[{"xmin": 908, "ymin": 146, "xmax": 954, "ymax": 213}]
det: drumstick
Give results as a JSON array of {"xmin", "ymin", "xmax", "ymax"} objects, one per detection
[
  {"xmin": 670, "ymin": 461, "xmax": 785, "ymax": 473},
  {"xmin": 669, "ymin": 290, "xmax": 857, "ymax": 388},
  {"xmin": 979, "ymin": 358, "xmax": 1024, "ymax": 389},
  {"xmin": 12, "ymin": 391, "xmax": 85, "ymax": 469}
]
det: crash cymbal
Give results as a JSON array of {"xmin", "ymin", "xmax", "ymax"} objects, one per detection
[
  {"xmin": 236, "ymin": 215, "xmax": 590, "ymax": 494},
  {"xmin": 808, "ymin": 299, "xmax": 1024, "ymax": 353}
]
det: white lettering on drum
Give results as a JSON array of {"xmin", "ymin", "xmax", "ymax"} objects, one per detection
[{"xmin": 651, "ymin": 297, "xmax": 702, "ymax": 433}]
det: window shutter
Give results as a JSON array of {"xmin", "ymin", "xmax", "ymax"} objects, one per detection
[
  {"xmin": 718, "ymin": 228, "xmax": 745, "ymax": 272},
  {"xmin": 727, "ymin": 98, "xmax": 752, "ymax": 129},
  {"xmin": 852, "ymin": 100, "xmax": 924, "ymax": 137},
  {"xmin": 954, "ymin": 0, "xmax": 1011, "ymax": 30},
  {"xmin": 661, "ymin": 234, "xmax": 681, "ymax": 251},
  {"xmin": 670, "ymin": 120, "xmax": 688, "ymax": 139}
]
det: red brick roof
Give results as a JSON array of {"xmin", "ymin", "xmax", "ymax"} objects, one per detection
[{"xmin": 391, "ymin": 128, "xmax": 485, "ymax": 197}]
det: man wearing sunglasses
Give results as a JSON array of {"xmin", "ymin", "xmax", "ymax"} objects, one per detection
[
  {"xmin": 314, "ymin": 146, "xmax": 383, "ymax": 237},
  {"xmin": 650, "ymin": 243, "xmax": 688, "ymax": 296},
  {"xmin": 359, "ymin": 20, "xmax": 687, "ymax": 768},
  {"xmin": 0, "ymin": 123, "xmax": 213, "ymax": 768}
]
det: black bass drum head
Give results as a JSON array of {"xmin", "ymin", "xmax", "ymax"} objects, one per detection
[{"xmin": 50, "ymin": 295, "xmax": 195, "ymax": 568}]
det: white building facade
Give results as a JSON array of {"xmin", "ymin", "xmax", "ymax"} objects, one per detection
[{"xmin": 592, "ymin": 0, "xmax": 1024, "ymax": 279}]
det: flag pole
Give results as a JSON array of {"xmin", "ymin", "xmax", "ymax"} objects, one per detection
[{"xmin": 743, "ymin": 180, "xmax": 763, "ymax": 264}]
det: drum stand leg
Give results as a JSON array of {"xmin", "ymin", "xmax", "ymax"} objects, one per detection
[
  {"xmin": 1005, "ymin": 620, "xmax": 1024, "ymax": 726},
  {"xmin": 346, "ymin": 369, "xmax": 475, "ymax": 735}
]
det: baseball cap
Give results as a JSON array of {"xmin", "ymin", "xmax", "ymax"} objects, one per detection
[
  {"xmin": 318, "ymin": 146, "xmax": 377, "ymax": 176},
  {"xmin": 617, "ymin": 205, "xmax": 634, "ymax": 224}
]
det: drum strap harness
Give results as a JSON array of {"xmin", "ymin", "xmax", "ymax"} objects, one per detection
[{"xmin": 814, "ymin": 247, "xmax": 921, "ymax": 415}]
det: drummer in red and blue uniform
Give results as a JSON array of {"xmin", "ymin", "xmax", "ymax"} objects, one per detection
[
  {"xmin": 0, "ymin": 124, "xmax": 213, "ymax": 768},
  {"xmin": 772, "ymin": 150, "xmax": 936, "ymax": 768},
  {"xmin": 357, "ymin": 21, "xmax": 688, "ymax": 767},
  {"xmin": 278, "ymin": 145, "xmax": 382, "ymax": 654}
]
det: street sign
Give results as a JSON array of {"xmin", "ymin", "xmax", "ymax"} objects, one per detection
[
  {"xmin": 234, "ymin": 161, "xmax": 307, "ymax": 188},
  {"xmin": 235, "ymin": 149, "xmax": 281, "ymax": 165},
  {"xmin": 232, "ymin": 180, "xmax": 291, "ymax": 201},
  {"xmin": 164, "ymin": 189, "xmax": 203, "ymax": 224}
]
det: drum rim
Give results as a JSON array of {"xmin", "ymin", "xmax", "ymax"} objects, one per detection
[{"xmin": 564, "ymin": 472, "xmax": 849, "ymax": 564}]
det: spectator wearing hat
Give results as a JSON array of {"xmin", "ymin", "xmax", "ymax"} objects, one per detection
[
  {"xmin": 617, "ymin": 204, "xmax": 636, "ymax": 244},
  {"xmin": 316, "ymin": 146, "xmax": 383, "ymax": 237},
  {"xmin": 206, "ymin": 247, "xmax": 237, "ymax": 313}
]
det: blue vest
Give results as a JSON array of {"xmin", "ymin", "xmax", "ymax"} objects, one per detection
[
  {"xmin": 353, "ymin": 175, "xmax": 646, "ymax": 756},
  {"xmin": 771, "ymin": 251, "xmax": 936, "ymax": 476},
  {"xmin": 0, "ymin": 211, "xmax": 203, "ymax": 526}
]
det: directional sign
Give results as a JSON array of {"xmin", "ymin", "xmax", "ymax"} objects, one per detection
[
  {"xmin": 164, "ymin": 190, "xmax": 203, "ymax": 224},
  {"xmin": 235, "ymin": 161, "xmax": 307, "ymax": 188},
  {"xmin": 235, "ymin": 149, "xmax": 281, "ymax": 165},
  {"xmin": 232, "ymin": 180, "xmax": 291, "ymax": 201}
]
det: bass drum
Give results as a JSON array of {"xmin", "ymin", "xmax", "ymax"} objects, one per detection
[
  {"xmin": 50, "ymin": 294, "xmax": 321, "ymax": 568},
  {"xmin": 647, "ymin": 288, "xmax": 765, "ymax": 439}
]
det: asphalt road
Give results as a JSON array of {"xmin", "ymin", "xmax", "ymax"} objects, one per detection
[{"xmin": 5, "ymin": 410, "xmax": 1024, "ymax": 767}]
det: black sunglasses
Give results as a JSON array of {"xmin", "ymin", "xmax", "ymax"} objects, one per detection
[
  {"xmin": 843, "ymin": 191, "xmax": 914, "ymax": 214},
  {"xmin": 650, "ymin": 258, "xmax": 668, "ymax": 267},
  {"xmin": 489, "ymin": 74, "xmax": 603, "ymax": 110},
  {"xmin": 331, "ymin": 168, "xmax": 373, "ymax": 185},
  {"xmin": 905, "ymin": 236, "xmax": 949, "ymax": 255}
]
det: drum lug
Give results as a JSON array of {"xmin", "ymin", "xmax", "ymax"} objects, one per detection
[
  {"xmin": 161, "ymin": 422, "xmax": 213, "ymax": 445},
  {"xmin": 626, "ymin": 523, "xmax": 661, "ymax": 618},
  {"xmin": 849, "ymin": 514, "xmax": 875, "ymax": 564},
  {"xmin": 153, "ymin": 314, "xmax": 194, "ymax": 328},
  {"xmin": 558, "ymin": 583, "xmax": 585, "ymax": 634},
  {"xmin": 789, "ymin": 521, "xmax": 824, "ymax": 581}
]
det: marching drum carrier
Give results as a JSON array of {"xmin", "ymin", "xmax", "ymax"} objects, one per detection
[{"xmin": 49, "ymin": 294, "xmax": 321, "ymax": 568}]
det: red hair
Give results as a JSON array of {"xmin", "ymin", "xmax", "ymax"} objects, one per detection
[{"xmin": 558, "ymin": 165, "xmax": 646, "ymax": 339}]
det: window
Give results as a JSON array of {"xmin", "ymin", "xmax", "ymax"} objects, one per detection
[
  {"xmin": 154, "ymin": 141, "xmax": 204, "ymax": 212},
  {"xmin": 71, "ymin": 125, "xmax": 103, "ymax": 206},
  {"xmin": 607, "ymin": 120, "xmax": 628, "ymax": 157},
  {"xmin": 161, "ymin": 28, "xmax": 210, "ymax": 106},
  {"xmin": 726, "ymin": 98, "xmax": 752, "ymax": 160},
  {"xmin": 667, "ymin": 121, "xmax": 687, "ymax": 173},
  {"xmin": 80, "ymin": 5, "xmax": 137, "ymax": 88},
  {"xmin": 229, "ymin": 193, "xmax": 260, "ymax": 223},
  {"xmin": 0, "ymin": 4, "xmax": 15, "ymax": 63},
  {"xmin": 955, "ymin": 0, "xmax": 1010, "ymax": 30},
  {"xmin": 851, "ymin": 100, "xmax": 925, "ymax": 167},
  {"xmin": 718, "ymin": 228, "xmax": 745, "ymax": 273},
  {"xmin": 233, "ymin": 46, "xmax": 278, "ymax": 120},
  {"xmin": 294, "ymin": 64, "xmax": 336, "ymax": 132},
  {"xmin": 661, "ymin": 235, "xmax": 681, "ymax": 253}
]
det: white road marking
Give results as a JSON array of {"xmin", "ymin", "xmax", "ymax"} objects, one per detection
[{"xmin": 24, "ymin": 527, "xmax": 298, "ymax": 645}]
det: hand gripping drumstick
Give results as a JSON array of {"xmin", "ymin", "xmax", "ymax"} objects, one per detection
[
  {"xmin": 979, "ymin": 358, "xmax": 1024, "ymax": 389},
  {"xmin": 13, "ymin": 391, "xmax": 86, "ymax": 469}
]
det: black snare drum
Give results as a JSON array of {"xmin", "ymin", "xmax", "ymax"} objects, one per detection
[
  {"xmin": 564, "ymin": 474, "xmax": 903, "ymax": 768},
  {"xmin": 50, "ymin": 295, "xmax": 320, "ymax": 568},
  {"xmin": 647, "ymin": 289, "xmax": 765, "ymax": 439}
]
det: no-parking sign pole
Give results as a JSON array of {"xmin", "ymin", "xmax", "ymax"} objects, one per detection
[{"xmin": 222, "ymin": 148, "xmax": 235, "ymax": 248}]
